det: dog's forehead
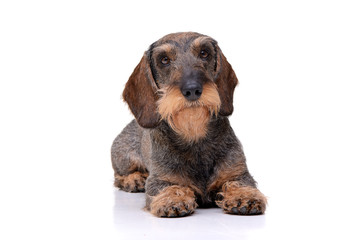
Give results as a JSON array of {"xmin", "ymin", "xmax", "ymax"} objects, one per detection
[
  {"xmin": 159, "ymin": 32, "xmax": 203, "ymax": 43},
  {"xmin": 150, "ymin": 32, "xmax": 216, "ymax": 52}
]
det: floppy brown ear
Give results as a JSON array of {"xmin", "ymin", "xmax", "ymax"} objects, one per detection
[
  {"xmin": 122, "ymin": 54, "xmax": 160, "ymax": 128},
  {"xmin": 215, "ymin": 49, "xmax": 239, "ymax": 116}
]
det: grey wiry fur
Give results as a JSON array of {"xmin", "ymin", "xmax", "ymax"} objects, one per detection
[{"xmin": 111, "ymin": 32, "xmax": 267, "ymax": 217}]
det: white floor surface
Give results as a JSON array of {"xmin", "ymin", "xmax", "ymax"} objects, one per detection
[
  {"xmin": 2, "ymin": 172, "xmax": 360, "ymax": 240},
  {"xmin": 112, "ymin": 186, "xmax": 360, "ymax": 240}
]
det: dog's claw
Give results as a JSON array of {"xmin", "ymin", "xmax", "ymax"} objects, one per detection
[
  {"xmin": 231, "ymin": 207, "xmax": 239, "ymax": 214},
  {"xmin": 239, "ymin": 206, "xmax": 248, "ymax": 215},
  {"xmin": 179, "ymin": 211, "xmax": 188, "ymax": 217},
  {"xmin": 249, "ymin": 208, "xmax": 259, "ymax": 215}
]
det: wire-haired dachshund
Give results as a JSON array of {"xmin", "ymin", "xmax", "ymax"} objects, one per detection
[{"xmin": 111, "ymin": 32, "xmax": 267, "ymax": 217}]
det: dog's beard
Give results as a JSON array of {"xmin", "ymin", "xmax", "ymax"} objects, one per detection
[{"xmin": 157, "ymin": 83, "xmax": 221, "ymax": 142}]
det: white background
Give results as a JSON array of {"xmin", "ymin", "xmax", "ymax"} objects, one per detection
[{"xmin": 1, "ymin": 0, "xmax": 360, "ymax": 239}]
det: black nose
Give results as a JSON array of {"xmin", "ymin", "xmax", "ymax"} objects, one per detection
[{"xmin": 181, "ymin": 82, "xmax": 203, "ymax": 101}]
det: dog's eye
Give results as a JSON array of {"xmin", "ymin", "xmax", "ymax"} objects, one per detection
[
  {"xmin": 161, "ymin": 56, "xmax": 170, "ymax": 65},
  {"xmin": 200, "ymin": 50, "xmax": 209, "ymax": 59}
]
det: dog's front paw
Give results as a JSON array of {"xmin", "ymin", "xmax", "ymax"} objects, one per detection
[
  {"xmin": 216, "ymin": 182, "xmax": 267, "ymax": 215},
  {"xmin": 149, "ymin": 186, "xmax": 198, "ymax": 217}
]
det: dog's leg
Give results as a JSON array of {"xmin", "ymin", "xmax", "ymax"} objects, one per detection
[
  {"xmin": 145, "ymin": 178, "xmax": 198, "ymax": 217},
  {"xmin": 113, "ymin": 172, "xmax": 148, "ymax": 193},
  {"xmin": 111, "ymin": 120, "xmax": 148, "ymax": 192},
  {"xmin": 209, "ymin": 160, "xmax": 267, "ymax": 215}
]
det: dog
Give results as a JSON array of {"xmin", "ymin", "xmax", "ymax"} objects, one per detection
[{"xmin": 111, "ymin": 32, "xmax": 267, "ymax": 217}]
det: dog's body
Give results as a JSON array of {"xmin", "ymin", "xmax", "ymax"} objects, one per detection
[{"xmin": 111, "ymin": 32, "xmax": 267, "ymax": 217}]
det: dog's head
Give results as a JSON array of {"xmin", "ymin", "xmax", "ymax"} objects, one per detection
[{"xmin": 123, "ymin": 32, "xmax": 238, "ymax": 141}]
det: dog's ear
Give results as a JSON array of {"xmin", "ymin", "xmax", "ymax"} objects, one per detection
[
  {"xmin": 122, "ymin": 54, "xmax": 160, "ymax": 128},
  {"xmin": 215, "ymin": 48, "xmax": 239, "ymax": 116}
]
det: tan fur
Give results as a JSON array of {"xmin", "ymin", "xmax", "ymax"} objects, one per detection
[
  {"xmin": 149, "ymin": 185, "xmax": 198, "ymax": 217},
  {"xmin": 158, "ymin": 175, "xmax": 203, "ymax": 198},
  {"xmin": 216, "ymin": 181, "xmax": 267, "ymax": 214},
  {"xmin": 151, "ymin": 43, "xmax": 176, "ymax": 61},
  {"xmin": 208, "ymin": 161, "xmax": 247, "ymax": 192},
  {"xmin": 171, "ymin": 107, "xmax": 210, "ymax": 142},
  {"xmin": 152, "ymin": 43, "xmax": 173, "ymax": 53},
  {"xmin": 192, "ymin": 36, "xmax": 212, "ymax": 48},
  {"xmin": 114, "ymin": 172, "xmax": 149, "ymax": 192},
  {"xmin": 157, "ymin": 82, "xmax": 221, "ymax": 142}
]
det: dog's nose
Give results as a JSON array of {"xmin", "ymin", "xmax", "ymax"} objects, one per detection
[{"xmin": 181, "ymin": 82, "xmax": 203, "ymax": 101}]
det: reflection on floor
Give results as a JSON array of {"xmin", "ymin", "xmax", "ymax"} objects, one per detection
[{"xmin": 113, "ymin": 190, "xmax": 266, "ymax": 239}]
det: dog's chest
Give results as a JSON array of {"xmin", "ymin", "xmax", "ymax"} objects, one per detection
[
  {"xmin": 153, "ymin": 137, "xmax": 226, "ymax": 182},
  {"xmin": 148, "ymin": 119, "xmax": 234, "ymax": 185}
]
